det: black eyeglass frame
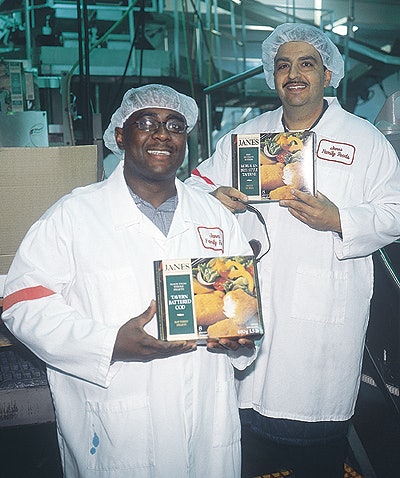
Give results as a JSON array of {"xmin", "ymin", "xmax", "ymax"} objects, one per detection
[{"xmin": 124, "ymin": 117, "xmax": 188, "ymax": 134}]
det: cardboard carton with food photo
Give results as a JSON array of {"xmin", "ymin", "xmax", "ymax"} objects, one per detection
[
  {"xmin": 154, "ymin": 255, "xmax": 264, "ymax": 342},
  {"xmin": 232, "ymin": 131, "xmax": 316, "ymax": 202}
]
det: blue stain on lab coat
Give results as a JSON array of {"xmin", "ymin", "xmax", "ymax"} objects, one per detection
[{"xmin": 90, "ymin": 431, "xmax": 100, "ymax": 455}]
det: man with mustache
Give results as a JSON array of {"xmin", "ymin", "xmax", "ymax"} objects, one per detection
[
  {"xmin": 2, "ymin": 84, "xmax": 256, "ymax": 477},
  {"xmin": 186, "ymin": 23, "xmax": 400, "ymax": 477}
]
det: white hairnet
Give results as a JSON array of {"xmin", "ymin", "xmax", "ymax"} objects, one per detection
[
  {"xmin": 261, "ymin": 23, "xmax": 344, "ymax": 89},
  {"xmin": 103, "ymin": 84, "xmax": 198, "ymax": 157}
]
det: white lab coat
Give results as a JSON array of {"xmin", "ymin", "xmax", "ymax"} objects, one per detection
[
  {"xmin": 186, "ymin": 97, "xmax": 400, "ymax": 422},
  {"xmin": 2, "ymin": 161, "xmax": 254, "ymax": 477}
]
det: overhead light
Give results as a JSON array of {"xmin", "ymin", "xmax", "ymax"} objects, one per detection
[
  {"xmin": 231, "ymin": 0, "xmax": 242, "ymax": 5},
  {"xmin": 332, "ymin": 25, "xmax": 359, "ymax": 36},
  {"xmin": 245, "ymin": 26, "xmax": 274, "ymax": 31},
  {"xmin": 325, "ymin": 17, "xmax": 359, "ymax": 36}
]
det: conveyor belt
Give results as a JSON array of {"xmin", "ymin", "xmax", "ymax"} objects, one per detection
[
  {"xmin": 0, "ymin": 322, "xmax": 55, "ymax": 427},
  {"xmin": 253, "ymin": 463, "xmax": 363, "ymax": 477},
  {"xmin": 0, "ymin": 346, "xmax": 47, "ymax": 390}
]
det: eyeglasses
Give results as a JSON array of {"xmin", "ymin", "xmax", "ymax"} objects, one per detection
[{"xmin": 124, "ymin": 117, "xmax": 188, "ymax": 134}]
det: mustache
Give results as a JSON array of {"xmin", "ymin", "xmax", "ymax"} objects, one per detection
[{"xmin": 283, "ymin": 80, "xmax": 308, "ymax": 88}]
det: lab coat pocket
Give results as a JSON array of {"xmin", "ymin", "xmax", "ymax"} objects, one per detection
[
  {"xmin": 83, "ymin": 268, "xmax": 144, "ymax": 326},
  {"xmin": 290, "ymin": 265, "xmax": 348, "ymax": 325},
  {"xmin": 86, "ymin": 395, "xmax": 155, "ymax": 471},
  {"xmin": 212, "ymin": 377, "xmax": 241, "ymax": 447}
]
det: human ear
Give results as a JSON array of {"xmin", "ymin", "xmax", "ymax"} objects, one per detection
[
  {"xmin": 324, "ymin": 69, "xmax": 333, "ymax": 87},
  {"xmin": 115, "ymin": 127, "xmax": 125, "ymax": 150}
]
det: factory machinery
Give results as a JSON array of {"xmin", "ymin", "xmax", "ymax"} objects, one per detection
[
  {"xmin": 1, "ymin": 0, "xmax": 286, "ymax": 161},
  {"xmin": 1, "ymin": 1, "xmax": 399, "ymax": 158}
]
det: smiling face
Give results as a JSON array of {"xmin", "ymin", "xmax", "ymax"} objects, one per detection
[
  {"xmin": 115, "ymin": 107, "xmax": 188, "ymax": 188},
  {"xmin": 273, "ymin": 41, "xmax": 332, "ymax": 112}
]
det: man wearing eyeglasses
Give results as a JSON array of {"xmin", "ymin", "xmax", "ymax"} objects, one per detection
[{"xmin": 2, "ymin": 84, "xmax": 256, "ymax": 478}]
